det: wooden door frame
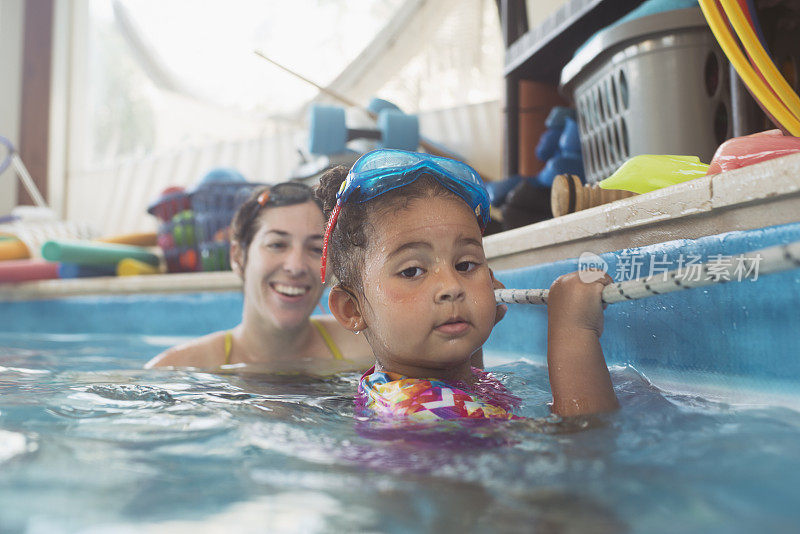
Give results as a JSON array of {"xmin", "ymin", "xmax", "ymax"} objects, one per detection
[{"xmin": 18, "ymin": 0, "xmax": 54, "ymax": 206}]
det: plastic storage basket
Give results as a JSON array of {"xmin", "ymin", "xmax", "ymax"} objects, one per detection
[
  {"xmin": 147, "ymin": 174, "xmax": 266, "ymax": 273},
  {"xmin": 560, "ymin": 7, "xmax": 730, "ymax": 184}
]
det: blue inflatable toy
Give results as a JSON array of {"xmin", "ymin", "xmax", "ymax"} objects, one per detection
[
  {"xmin": 533, "ymin": 108, "xmax": 585, "ymax": 187},
  {"xmin": 485, "ymin": 176, "xmax": 522, "ymax": 207}
]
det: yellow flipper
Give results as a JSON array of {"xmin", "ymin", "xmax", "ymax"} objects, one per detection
[{"xmin": 599, "ymin": 155, "xmax": 709, "ymax": 194}]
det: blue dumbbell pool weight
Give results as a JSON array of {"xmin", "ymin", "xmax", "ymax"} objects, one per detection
[
  {"xmin": 308, "ymin": 104, "xmax": 420, "ymax": 156},
  {"xmin": 366, "ymin": 98, "xmax": 402, "ymax": 115}
]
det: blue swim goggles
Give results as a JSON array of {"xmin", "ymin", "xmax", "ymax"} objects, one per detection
[{"xmin": 321, "ymin": 149, "xmax": 490, "ymax": 282}]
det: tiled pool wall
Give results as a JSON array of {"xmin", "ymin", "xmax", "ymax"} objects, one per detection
[{"xmin": 488, "ymin": 221, "xmax": 800, "ymax": 401}]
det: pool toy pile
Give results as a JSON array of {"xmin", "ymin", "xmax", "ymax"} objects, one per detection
[
  {"xmin": 147, "ymin": 167, "xmax": 265, "ymax": 273},
  {"xmin": 0, "ymin": 155, "xmax": 262, "ymax": 283},
  {"xmin": 145, "ymin": 169, "xmax": 247, "ymax": 273},
  {"xmin": 0, "ymin": 207, "xmax": 160, "ymax": 284}
]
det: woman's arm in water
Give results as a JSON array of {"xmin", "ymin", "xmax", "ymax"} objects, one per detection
[
  {"xmin": 546, "ymin": 271, "xmax": 619, "ymax": 416},
  {"xmin": 145, "ymin": 331, "xmax": 227, "ymax": 369}
]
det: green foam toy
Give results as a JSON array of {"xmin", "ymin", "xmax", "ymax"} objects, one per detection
[
  {"xmin": 599, "ymin": 155, "xmax": 710, "ymax": 194},
  {"xmin": 41, "ymin": 240, "xmax": 160, "ymax": 267}
]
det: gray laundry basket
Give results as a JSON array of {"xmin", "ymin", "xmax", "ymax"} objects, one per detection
[{"xmin": 560, "ymin": 7, "xmax": 730, "ymax": 184}]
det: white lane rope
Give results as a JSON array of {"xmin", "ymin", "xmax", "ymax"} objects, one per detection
[{"xmin": 495, "ymin": 239, "xmax": 800, "ymax": 306}]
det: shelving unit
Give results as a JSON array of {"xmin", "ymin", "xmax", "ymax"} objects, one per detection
[{"xmin": 500, "ymin": 0, "xmax": 646, "ymax": 177}]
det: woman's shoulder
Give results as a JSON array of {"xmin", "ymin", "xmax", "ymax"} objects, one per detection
[
  {"xmin": 145, "ymin": 330, "xmax": 229, "ymax": 369},
  {"xmin": 313, "ymin": 315, "xmax": 374, "ymax": 367}
]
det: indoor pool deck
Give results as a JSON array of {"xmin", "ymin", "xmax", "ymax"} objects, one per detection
[{"xmin": 1, "ymin": 154, "xmax": 799, "ymax": 407}]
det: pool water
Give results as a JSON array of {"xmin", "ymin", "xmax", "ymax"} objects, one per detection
[{"xmin": 1, "ymin": 333, "xmax": 799, "ymax": 533}]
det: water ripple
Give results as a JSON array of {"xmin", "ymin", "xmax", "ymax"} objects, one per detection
[
  {"xmin": 84, "ymin": 384, "xmax": 176, "ymax": 404},
  {"xmin": 0, "ymin": 428, "xmax": 37, "ymax": 462}
]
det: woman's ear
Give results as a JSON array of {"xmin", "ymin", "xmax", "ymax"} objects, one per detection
[
  {"xmin": 328, "ymin": 285, "xmax": 366, "ymax": 333},
  {"xmin": 230, "ymin": 241, "xmax": 245, "ymax": 277}
]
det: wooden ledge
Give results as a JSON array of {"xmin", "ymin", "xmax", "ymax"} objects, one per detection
[
  {"xmin": 0, "ymin": 271, "xmax": 241, "ymax": 301},
  {"xmin": 485, "ymin": 153, "xmax": 800, "ymax": 270}
]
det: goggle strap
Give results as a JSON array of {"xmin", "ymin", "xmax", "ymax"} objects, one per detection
[{"xmin": 320, "ymin": 202, "xmax": 341, "ymax": 283}]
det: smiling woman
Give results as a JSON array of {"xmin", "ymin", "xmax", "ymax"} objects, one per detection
[{"xmin": 146, "ymin": 182, "xmax": 373, "ymax": 372}]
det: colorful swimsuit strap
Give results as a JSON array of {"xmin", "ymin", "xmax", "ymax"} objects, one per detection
[
  {"xmin": 310, "ymin": 318, "xmax": 345, "ymax": 361},
  {"xmin": 223, "ymin": 330, "xmax": 234, "ymax": 365}
]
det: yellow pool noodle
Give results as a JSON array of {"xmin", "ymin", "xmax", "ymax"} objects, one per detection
[
  {"xmin": 117, "ymin": 258, "xmax": 161, "ymax": 276},
  {"xmin": 0, "ymin": 239, "xmax": 31, "ymax": 261}
]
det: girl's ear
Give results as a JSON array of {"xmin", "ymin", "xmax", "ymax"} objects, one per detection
[
  {"xmin": 328, "ymin": 285, "xmax": 366, "ymax": 333},
  {"xmin": 230, "ymin": 241, "xmax": 245, "ymax": 277}
]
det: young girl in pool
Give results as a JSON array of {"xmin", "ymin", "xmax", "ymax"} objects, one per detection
[{"xmin": 316, "ymin": 149, "xmax": 618, "ymax": 419}]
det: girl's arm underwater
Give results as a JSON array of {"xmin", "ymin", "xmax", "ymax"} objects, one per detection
[{"xmin": 546, "ymin": 271, "xmax": 619, "ymax": 416}]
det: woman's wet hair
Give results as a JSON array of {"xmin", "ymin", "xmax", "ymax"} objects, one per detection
[
  {"xmin": 315, "ymin": 166, "xmax": 459, "ymax": 295},
  {"xmin": 231, "ymin": 182, "xmax": 323, "ymax": 258}
]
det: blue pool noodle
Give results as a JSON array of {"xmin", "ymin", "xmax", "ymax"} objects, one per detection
[{"xmin": 58, "ymin": 263, "xmax": 117, "ymax": 279}]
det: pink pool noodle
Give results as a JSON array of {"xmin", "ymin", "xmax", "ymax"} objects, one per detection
[{"xmin": 0, "ymin": 260, "xmax": 59, "ymax": 284}]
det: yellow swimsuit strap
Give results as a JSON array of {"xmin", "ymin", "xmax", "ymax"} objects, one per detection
[
  {"xmin": 223, "ymin": 330, "xmax": 233, "ymax": 365},
  {"xmin": 310, "ymin": 318, "xmax": 345, "ymax": 361},
  {"xmin": 224, "ymin": 322, "xmax": 344, "ymax": 364}
]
